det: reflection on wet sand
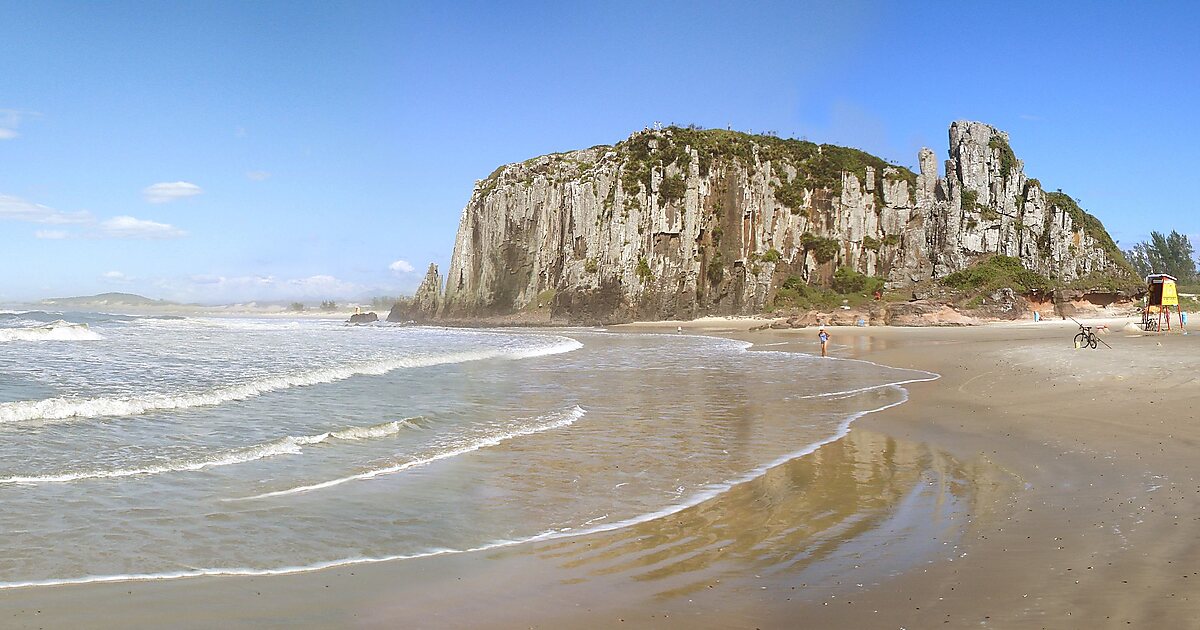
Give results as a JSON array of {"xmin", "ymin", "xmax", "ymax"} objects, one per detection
[{"xmin": 534, "ymin": 426, "xmax": 1017, "ymax": 602}]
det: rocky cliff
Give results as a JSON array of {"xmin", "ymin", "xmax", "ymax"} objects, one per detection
[
  {"xmin": 387, "ymin": 263, "xmax": 442, "ymax": 322},
  {"xmin": 440, "ymin": 121, "xmax": 1135, "ymax": 323}
]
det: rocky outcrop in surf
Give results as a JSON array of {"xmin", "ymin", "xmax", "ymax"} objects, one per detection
[
  {"xmin": 435, "ymin": 121, "xmax": 1135, "ymax": 323},
  {"xmin": 388, "ymin": 263, "xmax": 442, "ymax": 322}
]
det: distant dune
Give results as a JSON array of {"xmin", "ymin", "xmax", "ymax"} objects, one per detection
[
  {"xmin": 40, "ymin": 292, "xmax": 174, "ymax": 308},
  {"xmin": 24, "ymin": 293, "xmax": 367, "ymax": 319}
]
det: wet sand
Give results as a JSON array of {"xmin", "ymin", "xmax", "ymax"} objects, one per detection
[{"xmin": 4, "ymin": 319, "xmax": 1200, "ymax": 628}]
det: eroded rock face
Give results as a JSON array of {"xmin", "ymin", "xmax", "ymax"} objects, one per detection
[
  {"xmin": 922, "ymin": 120, "xmax": 1120, "ymax": 283},
  {"xmin": 770, "ymin": 306, "xmax": 883, "ymax": 329},
  {"xmin": 387, "ymin": 263, "xmax": 442, "ymax": 322},
  {"xmin": 440, "ymin": 121, "xmax": 1131, "ymax": 322},
  {"xmin": 884, "ymin": 301, "xmax": 978, "ymax": 327},
  {"xmin": 1052, "ymin": 287, "xmax": 1141, "ymax": 318},
  {"xmin": 970, "ymin": 288, "xmax": 1032, "ymax": 321}
]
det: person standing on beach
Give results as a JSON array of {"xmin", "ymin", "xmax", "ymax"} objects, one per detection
[{"xmin": 818, "ymin": 326, "xmax": 830, "ymax": 357}]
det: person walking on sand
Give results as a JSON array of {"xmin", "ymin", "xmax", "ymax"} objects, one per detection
[{"xmin": 818, "ymin": 326, "xmax": 830, "ymax": 357}]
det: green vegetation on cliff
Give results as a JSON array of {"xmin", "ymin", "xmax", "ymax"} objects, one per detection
[
  {"xmin": 960, "ymin": 188, "xmax": 982, "ymax": 212},
  {"xmin": 883, "ymin": 168, "xmax": 918, "ymax": 202},
  {"xmin": 800, "ymin": 232, "xmax": 840, "ymax": 263},
  {"xmin": 462, "ymin": 123, "xmax": 1138, "ymax": 323},
  {"xmin": 636, "ymin": 257, "xmax": 653, "ymax": 283},
  {"xmin": 772, "ymin": 272, "xmax": 885, "ymax": 311},
  {"xmin": 1043, "ymin": 191, "xmax": 1135, "ymax": 276},
  {"xmin": 988, "ymin": 133, "xmax": 1018, "ymax": 180},
  {"xmin": 941, "ymin": 256, "xmax": 1055, "ymax": 294},
  {"xmin": 483, "ymin": 125, "xmax": 919, "ymax": 216},
  {"xmin": 659, "ymin": 173, "xmax": 686, "ymax": 204},
  {"xmin": 613, "ymin": 126, "xmax": 915, "ymax": 209},
  {"xmin": 832, "ymin": 267, "xmax": 884, "ymax": 295},
  {"xmin": 940, "ymin": 254, "xmax": 1138, "ymax": 296}
]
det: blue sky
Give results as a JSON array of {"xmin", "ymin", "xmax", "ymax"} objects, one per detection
[{"xmin": 2, "ymin": 1, "xmax": 1197, "ymax": 303}]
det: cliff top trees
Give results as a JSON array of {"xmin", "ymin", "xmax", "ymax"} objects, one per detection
[{"xmin": 1124, "ymin": 231, "xmax": 1196, "ymax": 283}]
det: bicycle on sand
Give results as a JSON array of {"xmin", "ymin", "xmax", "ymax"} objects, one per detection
[
  {"xmin": 1071, "ymin": 317, "xmax": 1112, "ymax": 350},
  {"xmin": 1073, "ymin": 324, "xmax": 1099, "ymax": 349}
]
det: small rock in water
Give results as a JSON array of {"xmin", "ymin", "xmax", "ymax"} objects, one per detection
[{"xmin": 348, "ymin": 312, "xmax": 378, "ymax": 324}]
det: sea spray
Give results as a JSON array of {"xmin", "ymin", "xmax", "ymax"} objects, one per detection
[{"xmin": 0, "ymin": 320, "xmax": 104, "ymax": 342}]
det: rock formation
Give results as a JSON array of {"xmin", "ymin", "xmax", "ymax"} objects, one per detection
[
  {"xmin": 348, "ymin": 311, "xmax": 378, "ymax": 324},
  {"xmin": 387, "ymin": 263, "xmax": 442, "ymax": 322},
  {"xmin": 440, "ymin": 121, "xmax": 1135, "ymax": 323}
]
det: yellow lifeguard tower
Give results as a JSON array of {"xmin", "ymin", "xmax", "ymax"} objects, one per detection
[{"xmin": 1144, "ymin": 274, "xmax": 1180, "ymax": 331}]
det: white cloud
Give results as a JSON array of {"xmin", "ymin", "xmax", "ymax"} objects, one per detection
[
  {"xmin": 286, "ymin": 275, "xmax": 364, "ymax": 296},
  {"xmin": 3, "ymin": 194, "xmax": 190, "ymax": 241},
  {"xmin": 39, "ymin": 211, "xmax": 94, "ymax": 225},
  {"xmin": 187, "ymin": 274, "xmax": 275, "ymax": 288},
  {"xmin": 160, "ymin": 273, "xmax": 368, "ymax": 303},
  {"xmin": 0, "ymin": 194, "xmax": 93, "ymax": 224},
  {"xmin": 188, "ymin": 274, "xmax": 226, "ymax": 285},
  {"xmin": 0, "ymin": 110, "xmax": 23, "ymax": 127},
  {"xmin": 389, "ymin": 259, "xmax": 415, "ymax": 274},
  {"xmin": 103, "ymin": 271, "xmax": 126, "ymax": 279},
  {"xmin": 246, "ymin": 170, "xmax": 271, "ymax": 181},
  {"xmin": 0, "ymin": 109, "xmax": 37, "ymax": 140},
  {"xmin": 143, "ymin": 181, "xmax": 203, "ymax": 204},
  {"xmin": 97, "ymin": 216, "xmax": 186, "ymax": 239}
]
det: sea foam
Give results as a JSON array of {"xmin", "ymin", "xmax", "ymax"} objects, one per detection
[
  {"xmin": 0, "ymin": 384, "xmax": 923, "ymax": 592},
  {"xmin": 238, "ymin": 405, "xmax": 586, "ymax": 500},
  {"xmin": 0, "ymin": 417, "xmax": 421, "ymax": 484},
  {"xmin": 0, "ymin": 337, "xmax": 582, "ymax": 424},
  {"xmin": 0, "ymin": 331, "xmax": 946, "ymax": 592},
  {"xmin": 0, "ymin": 320, "xmax": 104, "ymax": 342}
]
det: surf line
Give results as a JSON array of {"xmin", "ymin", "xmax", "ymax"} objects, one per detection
[
  {"xmin": 232, "ymin": 405, "xmax": 587, "ymax": 501},
  {"xmin": 0, "ymin": 335, "xmax": 938, "ymax": 591},
  {"xmin": 742, "ymin": 337, "xmax": 942, "ymax": 398},
  {"xmin": 795, "ymin": 374, "xmax": 940, "ymax": 399},
  {"xmin": 0, "ymin": 417, "xmax": 423, "ymax": 485},
  {"xmin": 0, "ymin": 533, "xmax": 566, "ymax": 591},
  {"xmin": 743, "ymin": 338, "xmax": 941, "ymax": 397},
  {"xmin": 0, "ymin": 337, "xmax": 583, "ymax": 425},
  {"xmin": 0, "ymin": 382, "xmax": 924, "ymax": 592}
]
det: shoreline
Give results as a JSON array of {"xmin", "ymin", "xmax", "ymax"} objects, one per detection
[{"xmin": 3, "ymin": 319, "xmax": 1199, "ymax": 627}]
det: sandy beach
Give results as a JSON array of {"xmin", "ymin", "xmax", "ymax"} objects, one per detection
[{"xmin": 4, "ymin": 318, "xmax": 1199, "ymax": 628}]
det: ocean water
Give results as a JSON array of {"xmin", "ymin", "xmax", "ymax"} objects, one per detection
[{"xmin": 0, "ymin": 312, "xmax": 935, "ymax": 588}]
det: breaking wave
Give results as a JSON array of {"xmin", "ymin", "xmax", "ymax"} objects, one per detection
[
  {"xmin": 0, "ymin": 337, "xmax": 583, "ymax": 423},
  {"xmin": 239, "ymin": 405, "xmax": 587, "ymax": 500},
  {"xmin": 0, "ymin": 311, "xmax": 65, "ymax": 323},
  {"xmin": 0, "ymin": 384, "xmax": 926, "ymax": 591},
  {"xmin": 0, "ymin": 320, "xmax": 104, "ymax": 342},
  {"xmin": 0, "ymin": 417, "xmax": 422, "ymax": 484}
]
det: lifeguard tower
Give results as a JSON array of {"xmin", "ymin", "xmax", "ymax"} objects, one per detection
[{"xmin": 1143, "ymin": 273, "xmax": 1180, "ymax": 331}]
